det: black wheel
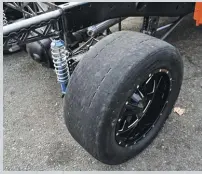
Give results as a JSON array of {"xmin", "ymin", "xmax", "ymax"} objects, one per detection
[{"xmin": 64, "ymin": 31, "xmax": 183, "ymax": 165}]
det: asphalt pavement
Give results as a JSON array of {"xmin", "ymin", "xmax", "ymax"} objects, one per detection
[{"xmin": 3, "ymin": 15, "xmax": 202, "ymax": 170}]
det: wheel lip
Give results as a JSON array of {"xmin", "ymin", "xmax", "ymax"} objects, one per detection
[{"xmin": 115, "ymin": 68, "xmax": 172, "ymax": 147}]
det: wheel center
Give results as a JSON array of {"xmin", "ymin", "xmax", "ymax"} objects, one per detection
[{"xmin": 115, "ymin": 69, "xmax": 171, "ymax": 147}]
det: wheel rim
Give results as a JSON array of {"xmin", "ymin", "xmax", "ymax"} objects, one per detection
[{"xmin": 115, "ymin": 68, "xmax": 172, "ymax": 147}]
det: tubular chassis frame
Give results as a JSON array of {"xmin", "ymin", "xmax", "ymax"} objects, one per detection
[{"xmin": 3, "ymin": 2, "xmax": 197, "ymax": 50}]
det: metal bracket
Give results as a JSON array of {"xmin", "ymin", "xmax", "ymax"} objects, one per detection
[{"xmin": 141, "ymin": 16, "xmax": 160, "ymax": 36}]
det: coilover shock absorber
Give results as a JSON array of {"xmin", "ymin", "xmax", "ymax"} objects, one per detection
[
  {"xmin": 51, "ymin": 37, "xmax": 70, "ymax": 95},
  {"xmin": 3, "ymin": 10, "xmax": 8, "ymax": 26}
]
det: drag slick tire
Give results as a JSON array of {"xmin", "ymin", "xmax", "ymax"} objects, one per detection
[{"xmin": 64, "ymin": 31, "xmax": 183, "ymax": 165}]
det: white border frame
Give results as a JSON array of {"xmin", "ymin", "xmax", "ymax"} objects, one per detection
[{"xmin": 1, "ymin": 0, "xmax": 202, "ymax": 173}]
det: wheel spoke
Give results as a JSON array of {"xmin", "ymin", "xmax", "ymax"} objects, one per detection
[
  {"xmin": 156, "ymin": 76, "xmax": 163, "ymax": 91},
  {"xmin": 142, "ymin": 100, "xmax": 152, "ymax": 113},
  {"xmin": 137, "ymin": 88, "xmax": 144, "ymax": 98},
  {"xmin": 118, "ymin": 118, "xmax": 139, "ymax": 134},
  {"xmin": 147, "ymin": 78, "xmax": 156, "ymax": 95},
  {"xmin": 127, "ymin": 118, "xmax": 139, "ymax": 128},
  {"xmin": 125, "ymin": 101, "xmax": 143, "ymax": 113},
  {"xmin": 119, "ymin": 120, "xmax": 127, "ymax": 132},
  {"xmin": 146, "ymin": 75, "xmax": 164, "ymax": 99}
]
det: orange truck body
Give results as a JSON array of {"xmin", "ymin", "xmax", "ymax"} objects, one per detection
[{"xmin": 194, "ymin": 2, "xmax": 202, "ymax": 26}]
